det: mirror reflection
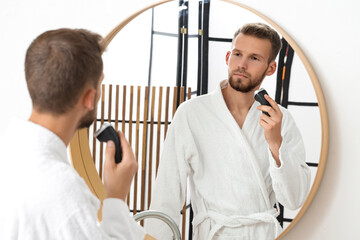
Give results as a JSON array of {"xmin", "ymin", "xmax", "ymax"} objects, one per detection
[{"xmin": 88, "ymin": 0, "xmax": 322, "ymax": 239}]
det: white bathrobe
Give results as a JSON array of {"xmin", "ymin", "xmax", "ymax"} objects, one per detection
[
  {"xmin": 0, "ymin": 118, "xmax": 145, "ymax": 240},
  {"xmin": 146, "ymin": 80, "xmax": 311, "ymax": 240}
]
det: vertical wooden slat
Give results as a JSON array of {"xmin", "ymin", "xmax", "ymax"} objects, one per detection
[
  {"xmin": 105, "ymin": 85, "xmax": 113, "ymax": 180},
  {"xmin": 188, "ymin": 87, "xmax": 192, "ymax": 100},
  {"xmin": 140, "ymin": 87, "xmax": 149, "ymax": 223},
  {"xmin": 108, "ymin": 85, "xmax": 112, "ymax": 123},
  {"xmin": 155, "ymin": 87, "xmax": 163, "ymax": 175},
  {"xmin": 115, "ymin": 85, "xmax": 119, "ymax": 131},
  {"xmin": 172, "ymin": 86, "xmax": 178, "ymax": 117},
  {"xmin": 133, "ymin": 86, "xmax": 141, "ymax": 215},
  {"xmin": 180, "ymin": 86, "xmax": 185, "ymax": 104},
  {"xmin": 99, "ymin": 84, "xmax": 105, "ymax": 179},
  {"xmin": 122, "ymin": 86, "xmax": 127, "ymax": 133},
  {"xmin": 105, "ymin": 85, "xmax": 112, "ymax": 179},
  {"xmin": 147, "ymin": 87, "xmax": 156, "ymax": 209},
  {"xmin": 127, "ymin": 86, "xmax": 134, "ymax": 207},
  {"xmin": 182, "ymin": 204, "xmax": 187, "ymax": 238},
  {"xmin": 164, "ymin": 87, "xmax": 170, "ymax": 139},
  {"xmin": 92, "ymin": 118, "xmax": 97, "ymax": 164},
  {"xmin": 129, "ymin": 86, "xmax": 134, "ymax": 146}
]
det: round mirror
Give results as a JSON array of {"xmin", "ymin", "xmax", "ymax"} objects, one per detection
[{"xmin": 70, "ymin": 0, "xmax": 328, "ymax": 239}]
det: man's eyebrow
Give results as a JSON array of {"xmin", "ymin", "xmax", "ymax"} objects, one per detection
[
  {"xmin": 231, "ymin": 49, "xmax": 265, "ymax": 59},
  {"xmin": 251, "ymin": 53, "xmax": 265, "ymax": 59}
]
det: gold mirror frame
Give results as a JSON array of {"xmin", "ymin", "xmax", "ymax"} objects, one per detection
[{"xmin": 69, "ymin": 0, "xmax": 329, "ymax": 239}]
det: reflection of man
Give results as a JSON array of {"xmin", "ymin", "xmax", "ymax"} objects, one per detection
[
  {"xmin": 146, "ymin": 23, "xmax": 311, "ymax": 239},
  {"xmin": 0, "ymin": 29, "xmax": 146, "ymax": 239}
]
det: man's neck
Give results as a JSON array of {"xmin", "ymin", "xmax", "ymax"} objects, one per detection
[
  {"xmin": 221, "ymin": 84, "xmax": 256, "ymax": 128},
  {"xmin": 29, "ymin": 110, "xmax": 79, "ymax": 146}
]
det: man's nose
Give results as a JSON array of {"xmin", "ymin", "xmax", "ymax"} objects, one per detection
[{"xmin": 237, "ymin": 57, "xmax": 248, "ymax": 70}]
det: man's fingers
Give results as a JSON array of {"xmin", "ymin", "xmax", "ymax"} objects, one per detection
[
  {"xmin": 117, "ymin": 131, "xmax": 130, "ymax": 159},
  {"xmin": 259, "ymin": 119, "xmax": 267, "ymax": 129},
  {"xmin": 260, "ymin": 113, "xmax": 276, "ymax": 126},
  {"xmin": 257, "ymin": 105, "xmax": 273, "ymax": 114},
  {"xmin": 105, "ymin": 140, "xmax": 116, "ymax": 168},
  {"xmin": 257, "ymin": 95, "xmax": 282, "ymax": 120},
  {"xmin": 117, "ymin": 131, "xmax": 136, "ymax": 168},
  {"xmin": 117, "ymin": 130, "xmax": 127, "ymax": 146},
  {"xmin": 264, "ymin": 94, "xmax": 280, "ymax": 111}
]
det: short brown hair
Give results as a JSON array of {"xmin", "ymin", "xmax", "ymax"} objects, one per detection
[
  {"xmin": 232, "ymin": 23, "xmax": 282, "ymax": 63},
  {"xmin": 25, "ymin": 28, "xmax": 103, "ymax": 114}
]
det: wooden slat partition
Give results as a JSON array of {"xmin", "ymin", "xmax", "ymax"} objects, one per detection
[{"xmin": 90, "ymin": 85, "xmax": 193, "ymax": 238}]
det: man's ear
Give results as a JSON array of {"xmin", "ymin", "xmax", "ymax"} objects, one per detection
[
  {"xmin": 225, "ymin": 51, "xmax": 231, "ymax": 65},
  {"xmin": 82, "ymin": 88, "xmax": 96, "ymax": 111},
  {"xmin": 266, "ymin": 61, "xmax": 277, "ymax": 76}
]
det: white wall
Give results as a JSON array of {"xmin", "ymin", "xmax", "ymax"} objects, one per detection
[{"xmin": 0, "ymin": 0, "xmax": 359, "ymax": 239}]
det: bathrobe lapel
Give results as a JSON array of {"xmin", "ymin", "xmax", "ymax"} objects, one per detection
[{"xmin": 214, "ymin": 82, "xmax": 272, "ymax": 209}]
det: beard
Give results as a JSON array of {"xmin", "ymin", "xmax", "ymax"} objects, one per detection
[
  {"xmin": 77, "ymin": 89, "xmax": 99, "ymax": 129},
  {"xmin": 228, "ymin": 67, "xmax": 268, "ymax": 93},
  {"xmin": 77, "ymin": 108, "xmax": 97, "ymax": 129}
]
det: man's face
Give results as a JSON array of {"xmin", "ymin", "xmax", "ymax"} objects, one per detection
[
  {"xmin": 77, "ymin": 73, "xmax": 104, "ymax": 129},
  {"xmin": 226, "ymin": 33, "xmax": 275, "ymax": 93}
]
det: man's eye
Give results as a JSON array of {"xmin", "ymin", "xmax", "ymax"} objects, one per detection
[
  {"xmin": 233, "ymin": 53, "xmax": 240, "ymax": 56},
  {"xmin": 251, "ymin": 56, "xmax": 259, "ymax": 61}
]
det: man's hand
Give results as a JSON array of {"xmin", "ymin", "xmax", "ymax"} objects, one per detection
[
  {"xmin": 103, "ymin": 131, "xmax": 138, "ymax": 200},
  {"xmin": 257, "ymin": 94, "xmax": 283, "ymax": 166}
]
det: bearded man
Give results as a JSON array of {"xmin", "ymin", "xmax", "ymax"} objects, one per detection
[
  {"xmin": 0, "ymin": 28, "xmax": 148, "ymax": 239},
  {"xmin": 146, "ymin": 23, "xmax": 311, "ymax": 240}
]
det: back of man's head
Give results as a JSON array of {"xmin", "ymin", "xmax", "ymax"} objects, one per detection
[{"xmin": 25, "ymin": 28, "xmax": 103, "ymax": 115}]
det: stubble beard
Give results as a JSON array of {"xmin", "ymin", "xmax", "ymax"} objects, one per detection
[
  {"xmin": 77, "ymin": 108, "xmax": 97, "ymax": 129},
  {"xmin": 228, "ymin": 68, "xmax": 268, "ymax": 93},
  {"xmin": 77, "ymin": 90, "xmax": 99, "ymax": 129}
]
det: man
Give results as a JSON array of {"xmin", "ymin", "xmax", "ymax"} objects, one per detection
[
  {"xmin": 146, "ymin": 23, "xmax": 311, "ymax": 239},
  {"xmin": 0, "ymin": 29, "xmax": 147, "ymax": 239}
]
